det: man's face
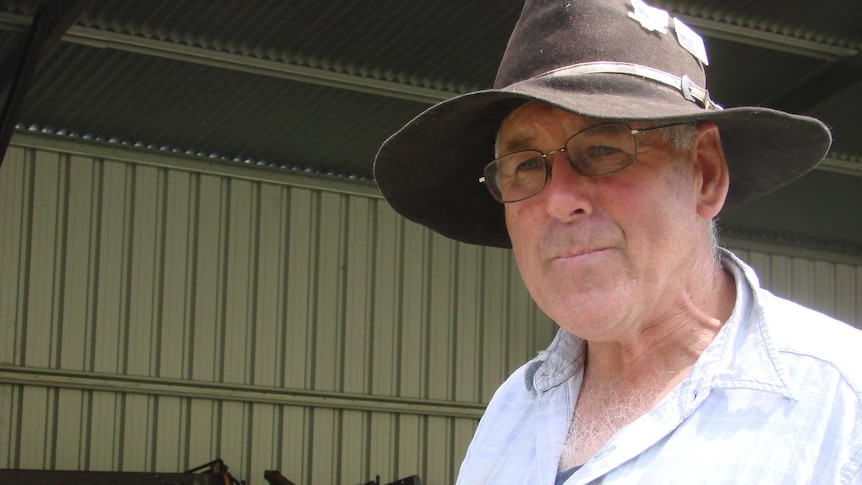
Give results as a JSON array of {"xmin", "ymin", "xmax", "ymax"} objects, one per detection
[{"xmin": 500, "ymin": 102, "xmax": 707, "ymax": 343}]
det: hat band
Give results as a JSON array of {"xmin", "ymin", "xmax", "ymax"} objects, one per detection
[{"xmin": 536, "ymin": 61, "xmax": 721, "ymax": 110}]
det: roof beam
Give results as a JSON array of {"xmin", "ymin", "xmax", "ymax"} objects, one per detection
[
  {"xmin": 820, "ymin": 156, "xmax": 862, "ymax": 177},
  {"xmin": 675, "ymin": 14, "xmax": 858, "ymax": 62},
  {"xmin": 0, "ymin": 13, "xmax": 454, "ymax": 105},
  {"xmin": 0, "ymin": 10, "xmax": 857, "ymax": 106}
]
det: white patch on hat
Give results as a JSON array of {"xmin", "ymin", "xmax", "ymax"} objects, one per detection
[
  {"xmin": 673, "ymin": 17, "xmax": 710, "ymax": 65},
  {"xmin": 628, "ymin": 0, "xmax": 669, "ymax": 34}
]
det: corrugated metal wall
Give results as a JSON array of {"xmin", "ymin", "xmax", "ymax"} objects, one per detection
[
  {"xmin": 0, "ymin": 134, "xmax": 558, "ymax": 485},
  {"xmin": 726, "ymin": 242, "xmax": 862, "ymax": 326},
  {"xmin": 1, "ymin": 134, "xmax": 861, "ymax": 484}
]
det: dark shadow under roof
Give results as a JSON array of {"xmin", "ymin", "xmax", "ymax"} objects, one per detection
[{"xmin": 1, "ymin": 0, "xmax": 861, "ymax": 253}]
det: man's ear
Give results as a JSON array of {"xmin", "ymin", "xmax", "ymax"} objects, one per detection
[{"xmin": 691, "ymin": 122, "xmax": 729, "ymax": 219}]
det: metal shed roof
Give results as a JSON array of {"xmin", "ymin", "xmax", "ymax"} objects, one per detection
[{"xmin": 1, "ymin": 0, "xmax": 861, "ymax": 253}]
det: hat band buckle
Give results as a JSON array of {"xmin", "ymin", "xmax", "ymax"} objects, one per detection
[{"xmin": 535, "ymin": 61, "xmax": 722, "ymax": 111}]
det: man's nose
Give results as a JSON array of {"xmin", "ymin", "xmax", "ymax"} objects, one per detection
[{"xmin": 542, "ymin": 151, "xmax": 594, "ymax": 221}]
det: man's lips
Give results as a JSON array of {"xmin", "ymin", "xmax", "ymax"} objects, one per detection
[
  {"xmin": 548, "ymin": 246, "xmax": 611, "ymax": 261},
  {"xmin": 538, "ymin": 222, "xmax": 620, "ymax": 263}
]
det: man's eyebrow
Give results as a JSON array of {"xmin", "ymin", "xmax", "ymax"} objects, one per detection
[
  {"xmin": 496, "ymin": 134, "xmax": 535, "ymax": 157},
  {"xmin": 496, "ymin": 119, "xmax": 615, "ymax": 156}
]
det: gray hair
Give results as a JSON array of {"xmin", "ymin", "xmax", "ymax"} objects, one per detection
[
  {"xmin": 661, "ymin": 123, "xmax": 698, "ymax": 152},
  {"xmin": 664, "ymin": 123, "xmax": 723, "ymax": 263},
  {"xmin": 708, "ymin": 218, "xmax": 721, "ymax": 263},
  {"xmin": 662, "ymin": 123, "xmax": 723, "ymax": 263}
]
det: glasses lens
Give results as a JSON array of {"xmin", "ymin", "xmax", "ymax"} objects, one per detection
[
  {"xmin": 484, "ymin": 150, "xmax": 547, "ymax": 202},
  {"xmin": 566, "ymin": 123, "xmax": 636, "ymax": 176}
]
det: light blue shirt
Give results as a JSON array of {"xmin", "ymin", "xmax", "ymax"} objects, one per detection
[{"xmin": 456, "ymin": 250, "xmax": 862, "ymax": 484}]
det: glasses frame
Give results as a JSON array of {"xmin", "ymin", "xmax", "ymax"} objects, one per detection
[{"xmin": 479, "ymin": 121, "xmax": 694, "ymax": 203}]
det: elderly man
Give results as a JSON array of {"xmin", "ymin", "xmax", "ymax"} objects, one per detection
[{"xmin": 375, "ymin": 0, "xmax": 862, "ymax": 483}]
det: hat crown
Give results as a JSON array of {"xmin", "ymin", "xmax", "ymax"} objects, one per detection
[
  {"xmin": 374, "ymin": 0, "xmax": 831, "ymax": 248},
  {"xmin": 494, "ymin": 0, "xmax": 706, "ymax": 90}
]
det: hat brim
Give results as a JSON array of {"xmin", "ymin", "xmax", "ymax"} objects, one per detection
[{"xmin": 374, "ymin": 73, "xmax": 832, "ymax": 248}]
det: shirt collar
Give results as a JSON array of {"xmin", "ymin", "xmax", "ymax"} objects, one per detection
[
  {"xmin": 530, "ymin": 329, "xmax": 585, "ymax": 392},
  {"xmin": 688, "ymin": 249, "xmax": 795, "ymax": 400}
]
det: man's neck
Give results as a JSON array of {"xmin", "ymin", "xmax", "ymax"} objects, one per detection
[
  {"xmin": 583, "ymin": 254, "xmax": 735, "ymax": 389},
  {"xmin": 559, "ymin": 261, "xmax": 735, "ymax": 470}
]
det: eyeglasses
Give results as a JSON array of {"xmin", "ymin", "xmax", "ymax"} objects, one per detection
[{"xmin": 479, "ymin": 121, "xmax": 693, "ymax": 203}]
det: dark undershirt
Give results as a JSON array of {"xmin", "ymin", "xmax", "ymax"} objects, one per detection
[{"xmin": 556, "ymin": 465, "xmax": 583, "ymax": 485}]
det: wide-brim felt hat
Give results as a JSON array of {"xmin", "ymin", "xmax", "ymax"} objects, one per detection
[{"xmin": 374, "ymin": 0, "xmax": 832, "ymax": 248}]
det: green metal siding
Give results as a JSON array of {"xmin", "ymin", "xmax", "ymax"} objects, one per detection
[{"xmin": 0, "ymin": 134, "xmax": 556, "ymax": 485}]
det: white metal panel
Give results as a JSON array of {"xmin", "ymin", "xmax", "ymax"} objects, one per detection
[
  {"xmin": 23, "ymin": 150, "xmax": 62, "ymax": 370},
  {"xmin": 314, "ymin": 191, "xmax": 345, "ymax": 393},
  {"xmin": 190, "ymin": 399, "xmax": 219, "ymax": 471},
  {"xmin": 55, "ymin": 388, "xmax": 88, "ymax": 469},
  {"xmin": 159, "ymin": 169, "xmax": 194, "ymax": 381},
  {"xmin": 18, "ymin": 387, "xmax": 49, "ymax": 468},
  {"xmin": 254, "ymin": 183, "xmax": 288, "ymax": 389},
  {"xmin": 370, "ymin": 201, "xmax": 404, "ymax": 398},
  {"xmin": 454, "ymin": 243, "xmax": 482, "ymax": 404},
  {"xmin": 0, "ymin": 146, "xmax": 28, "ymax": 369},
  {"xmin": 725, "ymin": 240, "xmax": 862, "ymax": 330},
  {"xmin": 190, "ymin": 174, "xmax": 227, "ymax": 383},
  {"xmin": 834, "ymin": 263, "xmax": 861, "ymax": 325},
  {"xmin": 61, "ymin": 155, "xmax": 99, "ymax": 372},
  {"xmin": 427, "ymin": 235, "xmax": 454, "ymax": 402},
  {"xmin": 284, "ymin": 187, "xmax": 314, "ymax": 391}
]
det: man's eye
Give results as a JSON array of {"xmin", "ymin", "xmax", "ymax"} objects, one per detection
[
  {"xmin": 516, "ymin": 157, "xmax": 545, "ymax": 172},
  {"xmin": 586, "ymin": 145, "xmax": 623, "ymax": 157}
]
